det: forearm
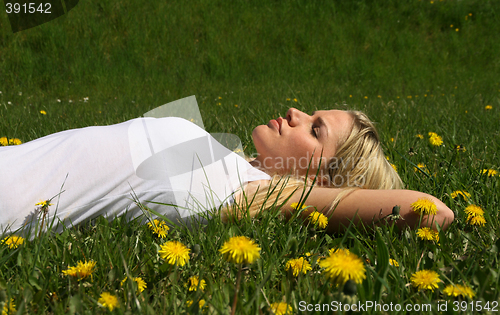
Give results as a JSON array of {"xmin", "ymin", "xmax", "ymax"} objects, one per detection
[{"xmin": 283, "ymin": 187, "xmax": 455, "ymax": 233}]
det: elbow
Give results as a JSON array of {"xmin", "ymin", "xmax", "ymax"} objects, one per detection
[{"xmin": 434, "ymin": 201, "xmax": 455, "ymax": 230}]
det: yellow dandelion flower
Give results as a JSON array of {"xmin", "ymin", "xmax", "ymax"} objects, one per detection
[
  {"xmin": 468, "ymin": 215, "xmax": 486, "ymax": 226},
  {"xmin": 414, "ymin": 163, "xmax": 427, "ymax": 172},
  {"xmin": 389, "ymin": 259, "xmax": 399, "ymax": 267},
  {"xmin": 219, "ymin": 236, "xmax": 261, "ymax": 264},
  {"xmin": 451, "ymin": 190, "xmax": 471, "ymax": 199},
  {"xmin": 485, "ymin": 105, "xmax": 493, "ymax": 110},
  {"xmin": 135, "ymin": 277, "xmax": 147, "ymax": 293},
  {"xmin": 8, "ymin": 138, "xmax": 22, "ymax": 145},
  {"xmin": 159, "ymin": 241, "xmax": 190, "ymax": 266},
  {"xmin": 416, "ymin": 134, "xmax": 424, "ymax": 139},
  {"xmin": 411, "ymin": 198, "xmax": 438, "ymax": 215},
  {"xmin": 62, "ymin": 260, "xmax": 97, "ymax": 280},
  {"xmin": 416, "ymin": 227, "xmax": 439, "ymax": 242},
  {"xmin": 35, "ymin": 200, "xmax": 53, "ymax": 207},
  {"xmin": 40, "ymin": 110, "xmax": 47, "ymax": 115},
  {"xmin": 2, "ymin": 298, "xmax": 16, "ymax": 315},
  {"xmin": 464, "ymin": 204, "xmax": 484, "ymax": 218},
  {"xmin": 429, "ymin": 134, "xmax": 443, "ymax": 146},
  {"xmin": 286, "ymin": 98, "xmax": 290, "ymax": 101},
  {"xmin": 147, "ymin": 219, "xmax": 169, "ymax": 238},
  {"xmin": 308, "ymin": 211, "xmax": 328, "ymax": 229},
  {"xmin": 443, "ymin": 284, "xmax": 475, "ymax": 299},
  {"xmin": 187, "ymin": 276, "xmax": 206, "ymax": 291},
  {"xmin": 147, "ymin": 219, "xmax": 164, "ymax": 228},
  {"xmin": 270, "ymin": 302, "xmax": 293, "ymax": 315},
  {"xmin": 482, "ymin": 169, "xmax": 497, "ymax": 177},
  {"xmin": 328, "ymin": 248, "xmax": 348, "ymax": 255},
  {"xmin": 290, "ymin": 202, "xmax": 306, "ymax": 211},
  {"xmin": 153, "ymin": 226, "xmax": 169, "ymax": 238},
  {"xmin": 0, "ymin": 137, "xmax": 8, "ymax": 146},
  {"xmin": 390, "ymin": 137, "xmax": 394, "ymax": 142},
  {"xmin": 2, "ymin": 235, "xmax": 25, "ymax": 249},
  {"xmin": 410, "ymin": 269, "xmax": 441, "ymax": 291},
  {"xmin": 454, "ymin": 145, "xmax": 466, "ymax": 152},
  {"xmin": 285, "ymin": 257, "xmax": 312, "ymax": 276},
  {"xmin": 428, "ymin": 132, "xmax": 437, "ymax": 137},
  {"xmin": 319, "ymin": 248, "xmax": 366, "ymax": 286},
  {"xmin": 121, "ymin": 276, "xmax": 147, "ymax": 293},
  {"xmin": 293, "ymin": 98, "xmax": 298, "ymax": 102},
  {"xmin": 98, "ymin": 292, "xmax": 119, "ymax": 311},
  {"xmin": 390, "ymin": 163, "xmax": 397, "ymax": 172},
  {"xmin": 186, "ymin": 299, "xmax": 206, "ymax": 309}
]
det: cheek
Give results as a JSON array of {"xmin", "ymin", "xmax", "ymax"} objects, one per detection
[{"xmin": 290, "ymin": 136, "xmax": 316, "ymax": 156}]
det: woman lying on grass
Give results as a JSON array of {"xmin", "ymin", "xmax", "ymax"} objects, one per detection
[
  {"xmin": 227, "ymin": 107, "xmax": 454, "ymax": 233},
  {"xmin": 0, "ymin": 107, "xmax": 454, "ymax": 236}
]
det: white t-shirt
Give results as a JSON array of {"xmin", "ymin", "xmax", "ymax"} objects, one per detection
[{"xmin": 0, "ymin": 117, "xmax": 270, "ymax": 235}]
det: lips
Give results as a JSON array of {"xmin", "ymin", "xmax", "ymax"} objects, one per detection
[{"xmin": 269, "ymin": 119, "xmax": 281, "ymax": 134}]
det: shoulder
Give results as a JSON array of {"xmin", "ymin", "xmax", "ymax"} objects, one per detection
[{"xmin": 233, "ymin": 179, "xmax": 271, "ymax": 203}]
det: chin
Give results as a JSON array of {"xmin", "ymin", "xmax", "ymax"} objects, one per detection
[{"xmin": 251, "ymin": 126, "xmax": 267, "ymax": 151}]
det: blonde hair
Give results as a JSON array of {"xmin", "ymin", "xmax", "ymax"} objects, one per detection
[{"xmin": 222, "ymin": 110, "xmax": 403, "ymax": 220}]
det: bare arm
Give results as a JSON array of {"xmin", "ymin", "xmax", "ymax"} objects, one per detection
[
  {"xmin": 283, "ymin": 186, "xmax": 455, "ymax": 233},
  {"xmin": 238, "ymin": 181, "xmax": 455, "ymax": 233}
]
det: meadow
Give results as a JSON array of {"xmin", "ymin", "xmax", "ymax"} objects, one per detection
[{"xmin": 1, "ymin": 0, "xmax": 500, "ymax": 313}]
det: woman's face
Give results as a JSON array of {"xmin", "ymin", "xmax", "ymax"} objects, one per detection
[{"xmin": 251, "ymin": 108, "xmax": 354, "ymax": 178}]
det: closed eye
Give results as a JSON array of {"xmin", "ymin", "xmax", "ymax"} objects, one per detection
[{"xmin": 311, "ymin": 125, "xmax": 319, "ymax": 138}]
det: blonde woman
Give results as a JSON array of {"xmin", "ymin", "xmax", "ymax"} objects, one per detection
[
  {"xmin": 227, "ymin": 108, "xmax": 454, "ymax": 233},
  {"xmin": 0, "ymin": 107, "xmax": 454, "ymax": 236}
]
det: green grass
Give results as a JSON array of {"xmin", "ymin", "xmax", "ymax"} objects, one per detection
[{"xmin": 1, "ymin": 0, "xmax": 500, "ymax": 313}]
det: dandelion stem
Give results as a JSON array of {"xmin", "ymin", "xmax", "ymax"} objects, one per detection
[
  {"xmin": 231, "ymin": 264, "xmax": 242, "ymax": 315},
  {"xmin": 38, "ymin": 205, "xmax": 48, "ymax": 238}
]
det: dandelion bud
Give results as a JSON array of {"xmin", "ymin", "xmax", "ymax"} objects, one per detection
[
  {"xmin": 343, "ymin": 280, "xmax": 357, "ymax": 296},
  {"xmin": 193, "ymin": 244, "xmax": 201, "ymax": 255},
  {"xmin": 287, "ymin": 237, "xmax": 298, "ymax": 256},
  {"xmin": 392, "ymin": 205, "xmax": 400, "ymax": 216}
]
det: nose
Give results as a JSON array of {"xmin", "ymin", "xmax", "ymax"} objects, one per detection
[{"xmin": 286, "ymin": 108, "xmax": 308, "ymax": 126}]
